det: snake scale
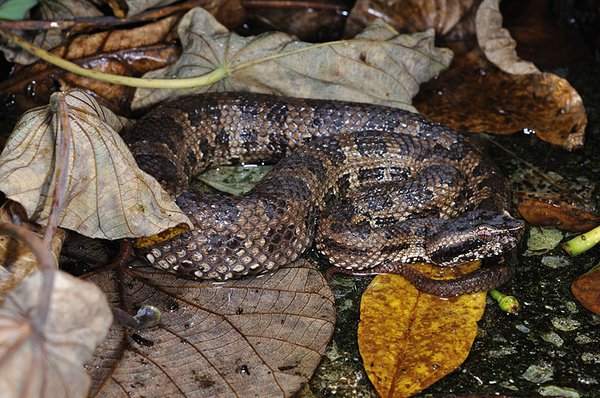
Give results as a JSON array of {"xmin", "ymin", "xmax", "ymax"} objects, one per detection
[{"xmin": 122, "ymin": 92, "xmax": 524, "ymax": 296}]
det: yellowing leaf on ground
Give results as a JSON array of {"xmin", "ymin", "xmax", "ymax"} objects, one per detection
[
  {"xmin": 0, "ymin": 89, "xmax": 192, "ymax": 240},
  {"xmin": 359, "ymin": 273, "xmax": 486, "ymax": 397},
  {"xmin": 132, "ymin": 7, "xmax": 453, "ymax": 111},
  {"xmin": 86, "ymin": 258, "xmax": 335, "ymax": 397},
  {"xmin": 0, "ymin": 270, "xmax": 113, "ymax": 397}
]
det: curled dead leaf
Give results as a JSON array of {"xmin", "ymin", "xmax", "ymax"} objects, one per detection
[
  {"xmin": 359, "ymin": 272, "xmax": 486, "ymax": 397},
  {"xmin": 518, "ymin": 198, "xmax": 600, "ymax": 233},
  {"xmin": 0, "ymin": 270, "xmax": 113, "ymax": 397},
  {"xmin": 132, "ymin": 7, "xmax": 452, "ymax": 111},
  {"xmin": 86, "ymin": 258, "xmax": 335, "ymax": 397},
  {"xmin": 475, "ymin": 0, "xmax": 540, "ymax": 74},
  {"xmin": 0, "ymin": 89, "xmax": 192, "ymax": 240},
  {"xmin": 571, "ymin": 264, "xmax": 600, "ymax": 315}
]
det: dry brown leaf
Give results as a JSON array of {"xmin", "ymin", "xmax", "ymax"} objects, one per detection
[
  {"xmin": 518, "ymin": 199, "xmax": 600, "ymax": 233},
  {"xmin": 120, "ymin": 0, "xmax": 180, "ymax": 17},
  {"xmin": 0, "ymin": 90, "xmax": 192, "ymax": 240},
  {"xmin": 86, "ymin": 258, "xmax": 335, "ymax": 397},
  {"xmin": 0, "ymin": 270, "xmax": 113, "ymax": 397},
  {"xmin": 0, "ymin": 0, "xmax": 103, "ymax": 65},
  {"xmin": 0, "ymin": 15, "xmax": 180, "ymax": 116},
  {"xmin": 414, "ymin": 45, "xmax": 586, "ymax": 150},
  {"xmin": 359, "ymin": 273, "xmax": 486, "ymax": 397},
  {"xmin": 345, "ymin": 0, "xmax": 477, "ymax": 37},
  {"xmin": 132, "ymin": 7, "xmax": 452, "ymax": 111},
  {"xmin": 475, "ymin": 0, "xmax": 540, "ymax": 74},
  {"xmin": 0, "ymin": 204, "xmax": 67, "ymax": 297},
  {"xmin": 571, "ymin": 264, "xmax": 600, "ymax": 315}
]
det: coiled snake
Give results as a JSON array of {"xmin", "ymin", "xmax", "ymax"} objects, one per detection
[{"xmin": 122, "ymin": 93, "xmax": 524, "ymax": 296}]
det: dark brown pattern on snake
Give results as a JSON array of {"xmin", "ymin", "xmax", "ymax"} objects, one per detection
[{"xmin": 122, "ymin": 93, "xmax": 524, "ymax": 296}]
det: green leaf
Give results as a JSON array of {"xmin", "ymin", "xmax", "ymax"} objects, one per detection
[{"xmin": 0, "ymin": 0, "xmax": 38, "ymax": 20}]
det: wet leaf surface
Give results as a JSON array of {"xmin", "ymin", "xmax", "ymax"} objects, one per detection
[
  {"xmin": 518, "ymin": 198, "xmax": 600, "ymax": 233},
  {"xmin": 132, "ymin": 7, "xmax": 452, "ymax": 111},
  {"xmin": 358, "ymin": 273, "xmax": 486, "ymax": 397},
  {"xmin": 0, "ymin": 15, "xmax": 180, "ymax": 116},
  {"xmin": 571, "ymin": 264, "xmax": 600, "ymax": 315},
  {"xmin": 345, "ymin": 0, "xmax": 476, "ymax": 37},
  {"xmin": 86, "ymin": 258, "xmax": 335, "ymax": 398},
  {"xmin": 0, "ymin": 90, "xmax": 192, "ymax": 240},
  {"xmin": 0, "ymin": 270, "xmax": 113, "ymax": 397},
  {"xmin": 415, "ymin": 45, "xmax": 587, "ymax": 150}
]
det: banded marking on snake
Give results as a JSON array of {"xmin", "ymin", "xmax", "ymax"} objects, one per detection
[{"xmin": 122, "ymin": 92, "xmax": 524, "ymax": 296}]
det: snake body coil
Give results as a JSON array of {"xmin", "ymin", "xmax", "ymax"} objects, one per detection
[{"xmin": 122, "ymin": 93, "xmax": 524, "ymax": 296}]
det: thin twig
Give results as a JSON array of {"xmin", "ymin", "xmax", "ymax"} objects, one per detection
[
  {"xmin": 42, "ymin": 93, "xmax": 71, "ymax": 250},
  {"xmin": 0, "ymin": 0, "xmax": 207, "ymax": 31}
]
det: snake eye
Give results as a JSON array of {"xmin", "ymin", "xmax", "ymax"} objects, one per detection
[{"xmin": 477, "ymin": 227, "xmax": 492, "ymax": 240}]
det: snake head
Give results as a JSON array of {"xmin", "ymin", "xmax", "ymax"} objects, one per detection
[{"xmin": 430, "ymin": 210, "xmax": 525, "ymax": 267}]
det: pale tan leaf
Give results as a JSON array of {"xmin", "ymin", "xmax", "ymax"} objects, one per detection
[
  {"xmin": 0, "ymin": 270, "xmax": 113, "ymax": 398},
  {"xmin": 475, "ymin": 0, "xmax": 540, "ymax": 74},
  {"xmin": 132, "ymin": 7, "xmax": 452, "ymax": 111},
  {"xmin": 120, "ymin": 0, "xmax": 179, "ymax": 17},
  {"xmin": 0, "ymin": 90, "xmax": 192, "ymax": 240},
  {"xmin": 87, "ymin": 258, "xmax": 335, "ymax": 397}
]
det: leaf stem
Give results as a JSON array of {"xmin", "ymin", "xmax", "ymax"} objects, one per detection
[
  {"xmin": 489, "ymin": 289, "xmax": 520, "ymax": 314},
  {"xmin": 562, "ymin": 225, "xmax": 600, "ymax": 256},
  {"xmin": 0, "ymin": 29, "xmax": 229, "ymax": 88}
]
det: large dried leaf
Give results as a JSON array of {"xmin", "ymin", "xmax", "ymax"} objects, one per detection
[
  {"xmin": 132, "ymin": 7, "xmax": 452, "ymax": 111},
  {"xmin": 0, "ymin": 15, "xmax": 180, "ymax": 116},
  {"xmin": 359, "ymin": 273, "xmax": 486, "ymax": 397},
  {"xmin": 120, "ymin": 0, "xmax": 180, "ymax": 17},
  {"xmin": 0, "ymin": 90, "xmax": 192, "ymax": 240},
  {"xmin": 475, "ymin": 0, "xmax": 539, "ymax": 74},
  {"xmin": 0, "ymin": 270, "xmax": 113, "ymax": 397},
  {"xmin": 518, "ymin": 199, "xmax": 600, "ymax": 233},
  {"xmin": 345, "ymin": 0, "xmax": 477, "ymax": 37},
  {"xmin": 86, "ymin": 258, "xmax": 335, "ymax": 397},
  {"xmin": 414, "ymin": 45, "xmax": 586, "ymax": 150},
  {"xmin": 571, "ymin": 263, "xmax": 600, "ymax": 316}
]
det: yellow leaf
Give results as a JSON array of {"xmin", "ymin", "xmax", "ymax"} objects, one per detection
[{"xmin": 358, "ymin": 274, "xmax": 486, "ymax": 397}]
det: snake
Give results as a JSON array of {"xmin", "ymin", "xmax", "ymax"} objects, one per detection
[{"xmin": 122, "ymin": 92, "xmax": 524, "ymax": 296}]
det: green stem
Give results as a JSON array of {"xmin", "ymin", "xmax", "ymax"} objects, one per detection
[
  {"xmin": 1, "ymin": 30, "xmax": 229, "ymax": 88},
  {"xmin": 562, "ymin": 225, "xmax": 600, "ymax": 256},
  {"xmin": 489, "ymin": 289, "xmax": 520, "ymax": 314}
]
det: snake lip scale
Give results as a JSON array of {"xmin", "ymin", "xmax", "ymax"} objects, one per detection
[{"xmin": 122, "ymin": 92, "xmax": 525, "ymax": 296}]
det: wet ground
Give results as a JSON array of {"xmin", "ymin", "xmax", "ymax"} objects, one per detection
[{"xmin": 306, "ymin": 59, "xmax": 600, "ymax": 397}]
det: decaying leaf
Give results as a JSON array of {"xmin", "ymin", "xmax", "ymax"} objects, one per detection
[
  {"xmin": 359, "ymin": 273, "xmax": 486, "ymax": 397},
  {"xmin": 0, "ymin": 15, "xmax": 180, "ymax": 116},
  {"xmin": 345, "ymin": 0, "xmax": 477, "ymax": 37},
  {"xmin": 118, "ymin": 0, "xmax": 180, "ymax": 17},
  {"xmin": 0, "ymin": 90, "xmax": 192, "ymax": 240},
  {"xmin": 0, "ymin": 270, "xmax": 113, "ymax": 397},
  {"xmin": 414, "ymin": 45, "xmax": 586, "ymax": 150},
  {"xmin": 475, "ymin": 0, "xmax": 540, "ymax": 74},
  {"xmin": 0, "ymin": 204, "xmax": 67, "ymax": 297},
  {"xmin": 1, "ymin": 0, "xmax": 104, "ymax": 66},
  {"xmin": 518, "ymin": 199, "xmax": 600, "ymax": 233},
  {"xmin": 571, "ymin": 263, "xmax": 600, "ymax": 315},
  {"xmin": 132, "ymin": 7, "xmax": 452, "ymax": 111},
  {"xmin": 86, "ymin": 258, "xmax": 335, "ymax": 397}
]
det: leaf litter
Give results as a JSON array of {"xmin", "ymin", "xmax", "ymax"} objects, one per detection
[{"xmin": 0, "ymin": 1, "xmax": 592, "ymax": 396}]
